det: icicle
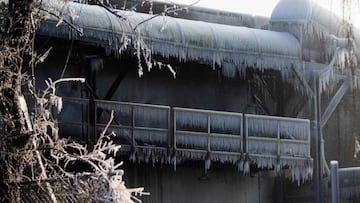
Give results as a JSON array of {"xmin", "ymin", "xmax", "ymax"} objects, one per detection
[
  {"xmin": 205, "ymin": 152, "xmax": 211, "ymax": 172},
  {"xmin": 133, "ymin": 130, "xmax": 167, "ymax": 145},
  {"xmin": 250, "ymin": 156, "xmax": 277, "ymax": 169},
  {"xmin": 210, "ymin": 137, "xmax": 241, "ymax": 152},
  {"xmin": 144, "ymin": 150, "xmax": 151, "ymax": 163},
  {"xmin": 40, "ymin": 0, "xmax": 302, "ymax": 80},
  {"xmin": 129, "ymin": 146, "xmax": 137, "ymax": 163},
  {"xmin": 210, "ymin": 152, "xmax": 238, "ymax": 164},
  {"xmin": 134, "ymin": 106, "xmax": 169, "ymax": 128},
  {"xmin": 248, "ymin": 140, "xmax": 277, "ymax": 155},
  {"xmin": 160, "ymin": 154, "xmax": 165, "ymax": 167},
  {"xmin": 280, "ymin": 143, "xmax": 308, "ymax": 157},
  {"xmin": 177, "ymin": 150, "xmax": 206, "ymax": 160},
  {"xmin": 166, "ymin": 148, "xmax": 172, "ymax": 164},
  {"xmin": 276, "ymin": 157, "xmax": 313, "ymax": 185},
  {"xmin": 172, "ymin": 155, "xmax": 177, "ymax": 171},
  {"xmin": 237, "ymin": 157, "xmax": 244, "ymax": 172},
  {"xmin": 246, "ymin": 116, "xmax": 278, "ymax": 138},
  {"xmin": 318, "ymin": 44, "xmax": 357, "ymax": 94},
  {"xmin": 176, "ymin": 133, "xmax": 208, "ymax": 150},
  {"xmin": 151, "ymin": 153, "xmax": 156, "ymax": 167},
  {"xmin": 237, "ymin": 153, "xmax": 244, "ymax": 172},
  {"xmin": 96, "ymin": 102, "xmax": 132, "ymax": 125},
  {"xmin": 175, "ymin": 110, "xmax": 207, "ymax": 131},
  {"xmin": 275, "ymin": 156, "xmax": 281, "ymax": 172},
  {"xmin": 279, "ymin": 120, "xmax": 309, "ymax": 140},
  {"xmin": 243, "ymin": 155, "xmax": 250, "ymax": 175},
  {"xmin": 210, "ymin": 114, "xmax": 242, "ymax": 135}
]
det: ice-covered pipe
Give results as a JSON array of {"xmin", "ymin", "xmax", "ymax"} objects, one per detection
[
  {"xmin": 270, "ymin": 0, "xmax": 359, "ymax": 64},
  {"xmin": 38, "ymin": 0, "xmax": 302, "ymax": 77}
]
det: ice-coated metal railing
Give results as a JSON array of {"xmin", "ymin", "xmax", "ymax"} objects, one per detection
[
  {"xmin": 245, "ymin": 114, "xmax": 311, "ymax": 159},
  {"xmin": 173, "ymin": 107, "xmax": 244, "ymax": 163},
  {"xmin": 55, "ymin": 96, "xmax": 90, "ymax": 144},
  {"xmin": 55, "ymin": 97, "xmax": 312, "ymax": 176},
  {"xmin": 338, "ymin": 167, "xmax": 360, "ymax": 200},
  {"xmin": 95, "ymin": 99, "xmax": 171, "ymax": 148}
]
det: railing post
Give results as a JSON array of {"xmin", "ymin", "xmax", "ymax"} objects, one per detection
[
  {"xmin": 331, "ymin": 160, "xmax": 339, "ymax": 203},
  {"xmin": 173, "ymin": 109, "xmax": 177, "ymax": 152},
  {"xmin": 244, "ymin": 115, "xmax": 247, "ymax": 154},
  {"xmin": 131, "ymin": 106, "xmax": 135, "ymax": 146},
  {"xmin": 93, "ymin": 100, "xmax": 97, "ymax": 142},
  {"xmin": 240, "ymin": 114, "xmax": 243, "ymax": 153},
  {"xmin": 277, "ymin": 120, "xmax": 280, "ymax": 157},
  {"xmin": 173, "ymin": 109, "xmax": 177, "ymax": 171},
  {"xmin": 87, "ymin": 99, "xmax": 93, "ymax": 150},
  {"xmin": 277, "ymin": 120, "xmax": 281, "ymax": 171},
  {"xmin": 307, "ymin": 120, "xmax": 311, "ymax": 158},
  {"xmin": 168, "ymin": 107, "xmax": 172, "ymax": 148},
  {"xmin": 207, "ymin": 114, "xmax": 211, "ymax": 152}
]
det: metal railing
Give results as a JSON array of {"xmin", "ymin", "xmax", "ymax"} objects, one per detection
[
  {"xmin": 174, "ymin": 107, "xmax": 243, "ymax": 159},
  {"xmin": 54, "ymin": 97, "xmax": 90, "ymax": 144},
  {"xmin": 338, "ymin": 166, "xmax": 360, "ymax": 200},
  {"xmin": 245, "ymin": 114, "xmax": 311, "ymax": 159},
  {"xmin": 95, "ymin": 100, "xmax": 171, "ymax": 150},
  {"xmin": 56, "ymin": 97, "xmax": 311, "ymax": 164}
]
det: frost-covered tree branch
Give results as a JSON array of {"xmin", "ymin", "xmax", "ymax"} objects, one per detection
[
  {"xmin": 0, "ymin": 0, "xmax": 147, "ymax": 202},
  {"xmin": 42, "ymin": 0, "xmax": 180, "ymax": 78}
]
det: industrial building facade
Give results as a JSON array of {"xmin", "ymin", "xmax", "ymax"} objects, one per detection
[{"xmin": 3, "ymin": 0, "xmax": 360, "ymax": 202}]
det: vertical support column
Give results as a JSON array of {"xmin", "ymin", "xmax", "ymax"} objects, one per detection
[
  {"xmin": 330, "ymin": 160, "xmax": 339, "ymax": 203},
  {"xmin": 86, "ymin": 57, "xmax": 102, "ymax": 149},
  {"xmin": 311, "ymin": 73, "xmax": 323, "ymax": 203}
]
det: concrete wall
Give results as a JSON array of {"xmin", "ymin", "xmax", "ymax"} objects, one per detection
[{"xmin": 123, "ymin": 162, "xmax": 275, "ymax": 203}]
